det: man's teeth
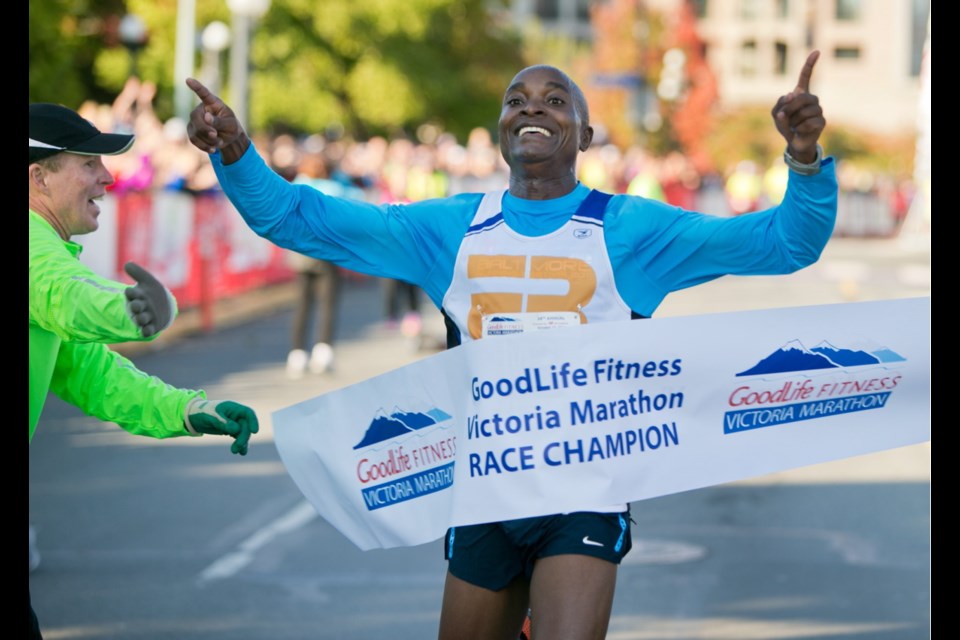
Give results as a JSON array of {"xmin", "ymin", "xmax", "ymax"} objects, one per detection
[{"xmin": 519, "ymin": 126, "xmax": 551, "ymax": 137}]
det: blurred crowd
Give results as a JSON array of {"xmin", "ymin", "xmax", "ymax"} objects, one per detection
[
  {"xmin": 79, "ymin": 78, "xmax": 221, "ymax": 195},
  {"xmin": 72, "ymin": 77, "xmax": 921, "ymax": 380},
  {"xmin": 83, "ymin": 77, "xmax": 916, "ymax": 231}
]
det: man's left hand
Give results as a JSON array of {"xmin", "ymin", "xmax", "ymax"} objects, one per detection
[
  {"xmin": 771, "ymin": 50, "xmax": 825, "ymax": 163},
  {"xmin": 124, "ymin": 262, "xmax": 176, "ymax": 338}
]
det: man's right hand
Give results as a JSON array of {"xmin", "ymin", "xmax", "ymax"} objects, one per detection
[
  {"xmin": 183, "ymin": 398, "xmax": 260, "ymax": 456},
  {"xmin": 185, "ymin": 77, "xmax": 250, "ymax": 164}
]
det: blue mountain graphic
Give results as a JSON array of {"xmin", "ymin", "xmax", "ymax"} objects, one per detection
[
  {"xmin": 736, "ymin": 339, "xmax": 837, "ymax": 376},
  {"xmin": 427, "ymin": 408, "xmax": 453, "ymax": 422},
  {"xmin": 353, "ymin": 407, "xmax": 452, "ymax": 449},
  {"xmin": 489, "ymin": 316, "xmax": 519, "ymax": 322},
  {"xmin": 737, "ymin": 338, "xmax": 907, "ymax": 376},
  {"xmin": 871, "ymin": 348, "xmax": 907, "ymax": 363},
  {"xmin": 810, "ymin": 341, "xmax": 881, "ymax": 366}
]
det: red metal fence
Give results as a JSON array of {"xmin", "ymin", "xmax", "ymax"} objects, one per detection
[{"xmin": 78, "ymin": 191, "xmax": 295, "ymax": 315}]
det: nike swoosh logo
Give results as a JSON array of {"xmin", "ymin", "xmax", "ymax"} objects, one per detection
[{"xmin": 582, "ymin": 536, "xmax": 604, "ymax": 547}]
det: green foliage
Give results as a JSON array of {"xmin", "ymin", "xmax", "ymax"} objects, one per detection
[
  {"xmin": 30, "ymin": 0, "xmax": 524, "ymax": 140},
  {"xmin": 702, "ymin": 106, "xmax": 916, "ymax": 178},
  {"xmin": 251, "ymin": 0, "xmax": 524, "ymax": 140},
  {"xmin": 821, "ymin": 128, "xmax": 916, "ymax": 179},
  {"xmin": 520, "ymin": 20, "xmax": 591, "ymax": 70},
  {"xmin": 640, "ymin": 114, "xmax": 681, "ymax": 158},
  {"xmin": 30, "ymin": 0, "xmax": 916, "ymax": 178},
  {"xmin": 29, "ymin": 0, "xmax": 126, "ymax": 108},
  {"xmin": 703, "ymin": 106, "xmax": 782, "ymax": 172}
]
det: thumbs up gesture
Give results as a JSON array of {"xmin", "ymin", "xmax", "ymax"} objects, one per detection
[{"xmin": 123, "ymin": 261, "xmax": 176, "ymax": 338}]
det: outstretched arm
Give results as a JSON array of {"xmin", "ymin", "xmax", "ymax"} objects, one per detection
[
  {"xmin": 185, "ymin": 77, "xmax": 251, "ymax": 165},
  {"xmin": 771, "ymin": 50, "xmax": 825, "ymax": 164},
  {"xmin": 123, "ymin": 261, "xmax": 176, "ymax": 338},
  {"xmin": 184, "ymin": 399, "xmax": 259, "ymax": 456},
  {"xmin": 52, "ymin": 341, "xmax": 259, "ymax": 454}
]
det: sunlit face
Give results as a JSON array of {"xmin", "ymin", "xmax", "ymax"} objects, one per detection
[
  {"xmin": 40, "ymin": 153, "xmax": 115, "ymax": 238},
  {"xmin": 498, "ymin": 66, "xmax": 592, "ymax": 171}
]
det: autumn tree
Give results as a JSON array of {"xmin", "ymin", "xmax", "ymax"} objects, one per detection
[
  {"xmin": 661, "ymin": 0, "xmax": 718, "ymax": 174},
  {"xmin": 586, "ymin": 0, "xmax": 717, "ymax": 169},
  {"xmin": 583, "ymin": 0, "xmax": 648, "ymax": 148}
]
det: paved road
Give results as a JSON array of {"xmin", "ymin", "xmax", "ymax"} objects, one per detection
[{"xmin": 29, "ymin": 235, "xmax": 930, "ymax": 639}]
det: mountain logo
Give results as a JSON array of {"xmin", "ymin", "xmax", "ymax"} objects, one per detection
[
  {"xmin": 354, "ymin": 406, "xmax": 453, "ymax": 449},
  {"xmin": 736, "ymin": 339, "xmax": 906, "ymax": 377},
  {"xmin": 353, "ymin": 406, "xmax": 457, "ymax": 512},
  {"xmin": 723, "ymin": 338, "xmax": 907, "ymax": 435}
]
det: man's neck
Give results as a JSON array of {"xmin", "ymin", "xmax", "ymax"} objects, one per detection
[
  {"xmin": 507, "ymin": 173, "xmax": 579, "ymax": 200},
  {"xmin": 29, "ymin": 201, "xmax": 69, "ymax": 241}
]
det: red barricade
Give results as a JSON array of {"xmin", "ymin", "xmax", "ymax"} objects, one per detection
[{"xmin": 108, "ymin": 191, "xmax": 295, "ymax": 313}]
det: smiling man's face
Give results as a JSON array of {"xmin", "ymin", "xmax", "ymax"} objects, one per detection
[
  {"xmin": 34, "ymin": 152, "xmax": 115, "ymax": 239},
  {"xmin": 498, "ymin": 65, "xmax": 593, "ymax": 175}
]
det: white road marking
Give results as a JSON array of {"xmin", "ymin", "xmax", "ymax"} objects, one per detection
[{"xmin": 197, "ymin": 500, "xmax": 318, "ymax": 584}]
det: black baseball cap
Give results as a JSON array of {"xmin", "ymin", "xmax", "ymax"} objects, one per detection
[{"xmin": 29, "ymin": 103, "xmax": 135, "ymax": 165}]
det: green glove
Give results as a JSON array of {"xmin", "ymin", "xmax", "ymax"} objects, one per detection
[
  {"xmin": 184, "ymin": 398, "xmax": 259, "ymax": 456},
  {"xmin": 124, "ymin": 261, "xmax": 176, "ymax": 338}
]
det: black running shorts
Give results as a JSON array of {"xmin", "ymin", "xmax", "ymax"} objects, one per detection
[{"xmin": 444, "ymin": 510, "xmax": 633, "ymax": 591}]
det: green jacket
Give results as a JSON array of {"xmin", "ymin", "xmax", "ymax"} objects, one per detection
[{"xmin": 29, "ymin": 209, "xmax": 203, "ymax": 442}]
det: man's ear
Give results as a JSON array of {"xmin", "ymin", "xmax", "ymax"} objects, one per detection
[
  {"xmin": 579, "ymin": 125, "xmax": 594, "ymax": 152},
  {"xmin": 29, "ymin": 164, "xmax": 47, "ymax": 190}
]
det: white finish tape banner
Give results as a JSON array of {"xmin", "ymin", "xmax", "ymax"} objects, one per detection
[{"xmin": 273, "ymin": 297, "xmax": 930, "ymax": 551}]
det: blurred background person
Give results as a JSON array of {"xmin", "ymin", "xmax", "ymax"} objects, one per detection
[
  {"xmin": 284, "ymin": 137, "xmax": 366, "ymax": 378},
  {"xmin": 724, "ymin": 159, "xmax": 763, "ymax": 215}
]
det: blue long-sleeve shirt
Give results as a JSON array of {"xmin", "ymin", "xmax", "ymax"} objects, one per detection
[{"xmin": 211, "ymin": 144, "xmax": 837, "ymax": 318}]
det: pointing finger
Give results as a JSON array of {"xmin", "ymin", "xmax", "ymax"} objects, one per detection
[
  {"xmin": 794, "ymin": 50, "xmax": 820, "ymax": 94},
  {"xmin": 185, "ymin": 77, "xmax": 220, "ymax": 107}
]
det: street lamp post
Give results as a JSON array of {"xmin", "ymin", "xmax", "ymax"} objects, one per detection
[
  {"xmin": 118, "ymin": 13, "xmax": 148, "ymax": 78},
  {"xmin": 173, "ymin": 0, "xmax": 197, "ymax": 121},
  {"xmin": 226, "ymin": 0, "xmax": 272, "ymax": 129},
  {"xmin": 200, "ymin": 21, "xmax": 231, "ymax": 96}
]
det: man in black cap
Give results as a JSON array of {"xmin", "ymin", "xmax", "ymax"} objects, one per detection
[{"xmin": 28, "ymin": 103, "xmax": 261, "ymax": 639}]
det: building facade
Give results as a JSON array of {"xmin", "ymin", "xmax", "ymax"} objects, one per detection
[
  {"xmin": 689, "ymin": 0, "xmax": 929, "ymax": 135},
  {"xmin": 509, "ymin": 0, "xmax": 930, "ymax": 136}
]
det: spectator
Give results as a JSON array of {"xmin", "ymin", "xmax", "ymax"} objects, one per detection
[
  {"xmin": 724, "ymin": 159, "xmax": 763, "ymax": 215},
  {"xmin": 285, "ymin": 142, "xmax": 366, "ymax": 378},
  {"xmin": 29, "ymin": 102, "xmax": 259, "ymax": 639}
]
